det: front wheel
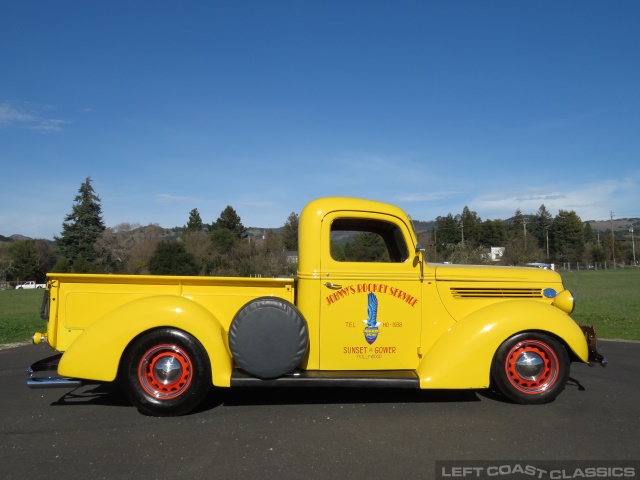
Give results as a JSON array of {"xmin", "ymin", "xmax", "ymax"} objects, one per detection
[
  {"xmin": 121, "ymin": 328, "xmax": 211, "ymax": 416},
  {"xmin": 491, "ymin": 332, "xmax": 569, "ymax": 404}
]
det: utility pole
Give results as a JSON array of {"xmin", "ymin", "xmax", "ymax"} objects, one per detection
[
  {"xmin": 433, "ymin": 229, "xmax": 437, "ymax": 263},
  {"xmin": 523, "ymin": 219, "xmax": 528, "ymax": 247},
  {"xmin": 631, "ymin": 226, "xmax": 636, "ymax": 266},
  {"xmin": 611, "ymin": 211, "xmax": 616, "ymax": 268},
  {"xmin": 545, "ymin": 227, "xmax": 549, "ymax": 258}
]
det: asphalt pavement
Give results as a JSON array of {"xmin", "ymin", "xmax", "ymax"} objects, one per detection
[{"xmin": 0, "ymin": 340, "xmax": 637, "ymax": 480}]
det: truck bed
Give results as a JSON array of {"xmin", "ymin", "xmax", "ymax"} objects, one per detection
[{"xmin": 45, "ymin": 273, "xmax": 296, "ymax": 352}]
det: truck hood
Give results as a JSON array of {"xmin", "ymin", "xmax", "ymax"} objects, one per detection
[
  {"xmin": 430, "ymin": 264, "xmax": 569, "ymax": 321},
  {"xmin": 430, "ymin": 263, "xmax": 561, "ymax": 284}
]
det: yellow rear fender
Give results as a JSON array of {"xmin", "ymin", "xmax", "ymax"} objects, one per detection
[
  {"xmin": 417, "ymin": 300, "xmax": 588, "ymax": 389},
  {"xmin": 57, "ymin": 295, "xmax": 233, "ymax": 387}
]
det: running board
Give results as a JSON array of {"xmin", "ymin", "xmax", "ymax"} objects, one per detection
[{"xmin": 230, "ymin": 369, "xmax": 420, "ymax": 388}]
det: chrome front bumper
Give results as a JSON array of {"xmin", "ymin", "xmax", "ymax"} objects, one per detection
[{"xmin": 580, "ymin": 325, "xmax": 608, "ymax": 367}]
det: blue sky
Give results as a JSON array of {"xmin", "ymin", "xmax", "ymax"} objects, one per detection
[{"xmin": 2, "ymin": 1, "xmax": 639, "ymax": 239}]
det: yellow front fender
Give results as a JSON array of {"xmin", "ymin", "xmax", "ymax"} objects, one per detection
[
  {"xmin": 58, "ymin": 295, "xmax": 233, "ymax": 387},
  {"xmin": 417, "ymin": 300, "xmax": 588, "ymax": 389}
]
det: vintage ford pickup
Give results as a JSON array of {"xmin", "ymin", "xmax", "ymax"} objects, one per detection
[{"xmin": 28, "ymin": 197, "xmax": 606, "ymax": 416}]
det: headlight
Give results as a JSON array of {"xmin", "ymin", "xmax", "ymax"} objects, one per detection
[{"xmin": 553, "ymin": 289, "xmax": 575, "ymax": 314}]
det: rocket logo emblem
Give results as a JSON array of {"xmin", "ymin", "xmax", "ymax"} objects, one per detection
[{"xmin": 362, "ymin": 292, "xmax": 381, "ymax": 344}]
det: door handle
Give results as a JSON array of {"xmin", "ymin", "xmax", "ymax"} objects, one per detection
[{"xmin": 323, "ymin": 282, "xmax": 342, "ymax": 289}]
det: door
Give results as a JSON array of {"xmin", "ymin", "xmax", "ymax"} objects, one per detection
[{"xmin": 319, "ymin": 212, "xmax": 422, "ymax": 370}]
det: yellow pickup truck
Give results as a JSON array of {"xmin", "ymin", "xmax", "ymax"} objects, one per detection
[{"xmin": 28, "ymin": 197, "xmax": 606, "ymax": 416}]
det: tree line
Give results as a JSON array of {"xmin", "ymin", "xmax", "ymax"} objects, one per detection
[
  {"xmin": 0, "ymin": 178, "xmax": 299, "ymax": 284},
  {"xmin": 422, "ymin": 205, "xmax": 637, "ymax": 267},
  {"xmin": 1, "ymin": 178, "xmax": 637, "ymax": 284}
]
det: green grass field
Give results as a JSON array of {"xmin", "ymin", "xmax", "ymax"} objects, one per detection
[
  {"xmin": 560, "ymin": 269, "xmax": 640, "ymax": 341},
  {"xmin": 1, "ymin": 270, "xmax": 638, "ymax": 346},
  {"xmin": 0, "ymin": 289, "xmax": 47, "ymax": 345}
]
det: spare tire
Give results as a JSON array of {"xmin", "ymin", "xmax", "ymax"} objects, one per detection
[{"xmin": 229, "ymin": 297, "xmax": 308, "ymax": 379}]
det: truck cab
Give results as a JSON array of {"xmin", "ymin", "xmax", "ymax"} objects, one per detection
[{"xmin": 297, "ymin": 197, "xmax": 426, "ymax": 372}]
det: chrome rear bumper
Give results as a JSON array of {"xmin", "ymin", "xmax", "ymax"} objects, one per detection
[
  {"xmin": 27, "ymin": 353, "xmax": 82, "ymax": 389},
  {"xmin": 27, "ymin": 377, "xmax": 83, "ymax": 388}
]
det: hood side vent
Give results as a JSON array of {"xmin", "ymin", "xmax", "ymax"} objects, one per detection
[{"xmin": 450, "ymin": 287, "xmax": 543, "ymax": 299}]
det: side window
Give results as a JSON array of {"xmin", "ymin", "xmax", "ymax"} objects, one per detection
[{"xmin": 330, "ymin": 218, "xmax": 409, "ymax": 263}]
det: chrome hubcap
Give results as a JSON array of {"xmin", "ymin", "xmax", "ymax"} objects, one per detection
[
  {"xmin": 154, "ymin": 356, "xmax": 183, "ymax": 384},
  {"xmin": 515, "ymin": 351, "xmax": 544, "ymax": 380},
  {"xmin": 138, "ymin": 344, "xmax": 193, "ymax": 400}
]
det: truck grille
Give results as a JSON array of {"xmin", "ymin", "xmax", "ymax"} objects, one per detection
[{"xmin": 449, "ymin": 287, "xmax": 543, "ymax": 299}]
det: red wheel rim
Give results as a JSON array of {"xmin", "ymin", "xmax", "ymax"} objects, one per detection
[
  {"xmin": 504, "ymin": 339, "xmax": 559, "ymax": 394},
  {"xmin": 138, "ymin": 344, "xmax": 193, "ymax": 400}
]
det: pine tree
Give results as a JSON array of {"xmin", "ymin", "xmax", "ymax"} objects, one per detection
[
  {"xmin": 551, "ymin": 210, "xmax": 585, "ymax": 263},
  {"xmin": 435, "ymin": 213, "xmax": 462, "ymax": 246},
  {"xmin": 531, "ymin": 204, "xmax": 554, "ymax": 252},
  {"xmin": 210, "ymin": 206, "xmax": 247, "ymax": 239},
  {"xmin": 55, "ymin": 177, "xmax": 106, "ymax": 264},
  {"xmin": 5, "ymin": 239, "xmax": 57, "ymax": 282},
  {"xmin": 478, "ymin": 219, "xmax": 507, "ymax": 247},
  {"xmin": 210, "ymin": 228, "xmax": 238, "ymax": 254},
  {"xmin": 509, "ymin": 209, "xmax": 526, "ymax": 239},
  {"xmin": 583, "ymin": 222, "xmax": 595, "ymax": 245},
  {"xmin": 148, "ymin": 241, "xmax": 199, "ymax": 275},
  {"xmin": 282, "ymin": 212, "xmax": 299, "ymax": 250},
  {"xmin": 184, "ymin": 208, "xmax": 204, "ymax": 234},
  {"xmin": 6, "ymin": 240, "xmax": 39, "ymax": 282},
  {"xmin": 458, "ymin": 206, "xmax": 481, "ymax": 246},
  {"xmin": 348, "ymin": 232, "xmax": 389, "ymax": 262}
]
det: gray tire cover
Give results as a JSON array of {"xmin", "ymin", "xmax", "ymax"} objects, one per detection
[{"xmin": 228, "ymin": 297, "xmax": 309, "ymax": 379}]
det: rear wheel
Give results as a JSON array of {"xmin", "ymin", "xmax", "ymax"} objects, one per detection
[
  {"xmin": 491, "ymin": 332, "xmax": 569, "ymax": 404},
  {"xmin": 122, "ymin": 328, "xmax": 211, "ymax": 416}
]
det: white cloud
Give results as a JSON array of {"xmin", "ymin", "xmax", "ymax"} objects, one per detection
[
  {"xmin": 154, "ymin": 194, "xmax": 199, "ymax": 203},
  {"xmin": 0, "ymin": 104, "xmax": 33, "ymax": 123},
  {"xmin": 473, "ymin": 176, "xmax": 640, "ymax": 221},
  {"xmin": 395, "ymin": 192, "xmax": 460, "ymax": 203},
  {"xmin": 239, "ymin": 201, "xmax": 277, "ymax": 208},
  {"xmin": 0, "ymin": 103, "xmax": 69, "ymax": 132},
  {"xmin": 331, "ymin": 151, "xmax": 430, "ymax": 186}
]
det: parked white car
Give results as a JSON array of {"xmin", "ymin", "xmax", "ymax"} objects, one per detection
[{"xmin": 15, "ymin": 281, "xmax": 46, "ymax": 289}]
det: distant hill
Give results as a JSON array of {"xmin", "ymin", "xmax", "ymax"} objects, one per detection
[
  {"xmin": 397, "ymin": 218, "xmax": 640, "ymax": 235},
  {"xmin": 10, "ymin": 234, "xmax": 33, "ymax": 241},
  {"xmin": 0, "ymin": 234, "xmax": 54, "ymax": 243},
  {"xmin": 0, "ymin": 234, "xmax": 34, "ymax": 242},
  {"xmin": 412, "ymin": 220, "xmax": 437, "ymax": 233},
  {"xmin": 584, "ymin": 218, "xmax": 640, "ymax": 232},
  {"xmin": 4, "ymin": 217, "xmax": 638, "ymax": 244},
  {"xmin": 411, "ymin": 217, "xmax": 640, "ymax": 234},
  {"xmin": 246, "ymin": 226, "xmax": 285, "ymax": 238}
]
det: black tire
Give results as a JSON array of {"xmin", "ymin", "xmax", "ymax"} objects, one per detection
[
  {"xmin": 121, "ymin": 328, "xmax": 211, "ymax": 416},
  {"xmin": 229, "ymin": 297, "xmax": 308, "ymax": 379},
  {"xmin": 491, "ymin": 332, "xmax": 569, "ymax": 405}
]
